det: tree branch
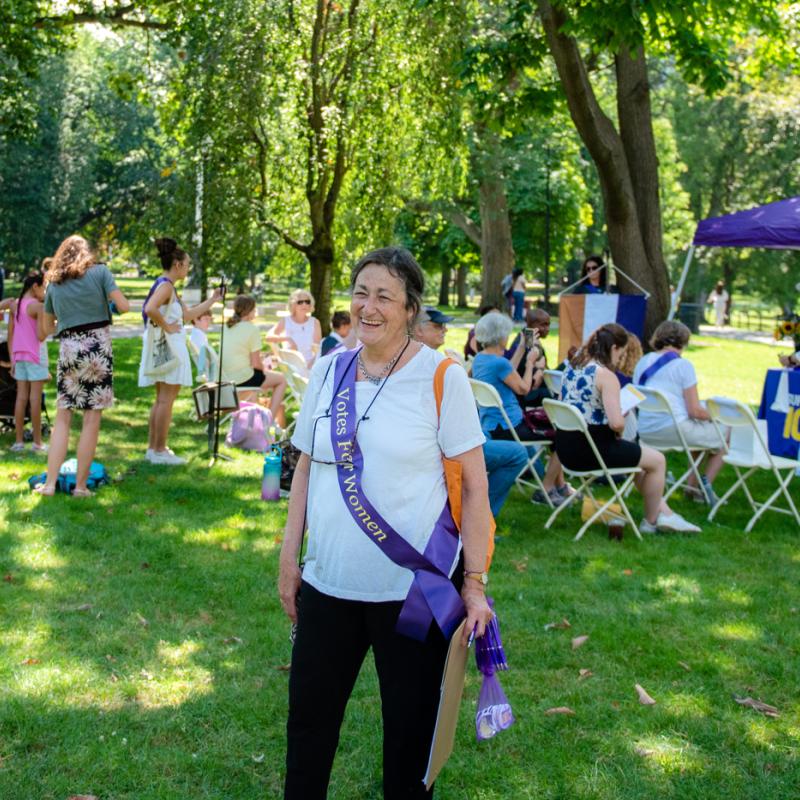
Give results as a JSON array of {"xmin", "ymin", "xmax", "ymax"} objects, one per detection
[
  {"xmin": 33, "ymin": 4, "xmax": 170, "ymax": 31},
  {"xmin": 406, "ymin": 200, "xmax": 482, "ymax": 248},
  {"xmin": 263, "ymin": 220, "xmax": 310, "ymax": 255}
]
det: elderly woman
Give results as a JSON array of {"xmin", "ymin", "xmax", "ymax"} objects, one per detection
[
  {"xmin": 278, "ymin": 246, "xmax": 492, "ymax": 799},
  {"xmin": 271, "ymin": 288, "xmax": 322, "ymax": 367},
  {"xmin": 471, "ymin": 311, "xmax": 570, "ymax": 506},
  {"xmin": 633, "ymin": 320, "xmax": 725, "ymax": 506},
  {"xmin": 559, "ymin": 323, "xmax": 700, "ymax": 533},
  {"xmin": 35, "ymin": 236, "xmax": 130, "ymax": 496}
]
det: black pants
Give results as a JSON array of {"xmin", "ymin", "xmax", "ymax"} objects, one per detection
[{"xmin": 285, "ymin": 582, "xmax": 450, "ymax": 799}]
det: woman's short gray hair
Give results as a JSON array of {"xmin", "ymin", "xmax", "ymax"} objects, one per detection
[{"xmin": 475, "ymin": 311, "xmax": 513, "ymax": 348}]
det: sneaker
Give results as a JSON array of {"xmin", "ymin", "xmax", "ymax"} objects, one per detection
[
  {"xmin": 655, "ymin": 511, "xmax": 701, "ymax": 534},
  {"xmin": 145, "ymin": 448, "xmax": 155, "ymax": 462},
  {"xmin": 700, "ymin": 475, "xmax": 720, "ymax": 508},
  {"xmin": 31, "ymin": 443, "xmax": 49, "ymax": 454},
  {"xmin": 557, "ymin": 484, "xmax": 582, "ymax": 502},
  {"xmin": 640, "ymin": 518, "xmax": 658, "ymax": 535},
  {"xmin": 531, "ymin": 488, "xmax": 565, "ymax": 507},
  {"xmin": 149, "ymin": 450, "xmax": 187, "ymax": 465},
  {"xmin": 10, "ymin": 442, "xmax": 25, "ymax": 453}
]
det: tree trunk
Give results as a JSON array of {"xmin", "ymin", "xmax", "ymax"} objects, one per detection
[
  {"xmin": 438, "ymin": 264, "xmax": 450, "ymax": 306},
  {"xmin": 537, "ymin": 0, "xmax": 670, "ymax": 336},
  {"xmin": 456, "ymin": 263, "xmax": 468, "ymax": 307},
  {"xmin": 307, "ymin": 229, "xmax": 334, "ymax": 336},
  {"xmin": 478, "ymin": 171, "xmax": 516, "ymax": 309}
]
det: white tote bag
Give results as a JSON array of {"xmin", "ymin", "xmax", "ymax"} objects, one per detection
[{"xmin": 142, "ymin": 323, "xmax": 179, "ymax": 378}]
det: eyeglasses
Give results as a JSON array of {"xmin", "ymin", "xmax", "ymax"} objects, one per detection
[
  {"xmin": 308, "ymin": 411, "xmax": 369, "ymax": 466},
  {"xmin": 586, "ymin": 263, "xmax": 603, "ymax": 272},
  {"xmin": 295, "ymin": 299, "xmax": 312, "ymax": 305}
]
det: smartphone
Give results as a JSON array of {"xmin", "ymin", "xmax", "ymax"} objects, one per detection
[{"xmin": 523, "ymin": 327, "xmax": 536, "ymax": 349}]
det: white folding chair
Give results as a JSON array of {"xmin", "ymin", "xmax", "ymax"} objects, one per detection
[
  {"xmin": 542, "ymin": 399, "xmax": 642, "ymax": 540},
  {"xmin": 469, "ymin": 379, "xmax": 553, "ymax": 506},
  {"xmin": 706, "ymin": 397, "xmax": 800, "ymax": 532},
  {"xmin": 276, "ymin": 348, "xmax": 310, "ymax": 378},
  {"xmin": 634, "ymin": 384, "xmax": 725, "ymax": 504},
  {"xmin": 443, "ymin": 348, "xmax": 467, "ymax": 370},
  {"xmin": 274, "ymin": 366, "xmax": 308, "ymax": 435},
  {"xmin": 543, "ymin": 369, "xmax": 563, "ymax": 398}
]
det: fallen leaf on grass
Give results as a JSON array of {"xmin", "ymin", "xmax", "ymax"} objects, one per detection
[
  {"xmin": 140, "ymin": 669, "xmax": 154, "ymax": 680},
  {"xmin": 251, "ymin": 753, "xmax": 265, "ymax": 763},
  {"xmin": 622, "ymin": 569, "xmax": 633, "ymax": 576},
  {"xmin": 21, "ymin": 658, "xmax": 40, "ymax": 666},
  {"xmin": 223, "ymin": 636, "xmax": 243, "ymax": 645},
  {"xmin": 135, "ymin": 613, "xmax": 149, "ymax": 628},
  {"xmin": 544, "ymin": 618, "xmax": 571, "ymax": 631},
  {"xmin": 61, "ymin": 603, "xmax": 93, "ymax": 613},
  {"xmin": 571, "ymin": 635, "xmax": 589, "ymax": 650},
  {"xmin": 544, "ymin": 706, "xmax": 575, "ymax": 716},
  {"xmin": 9, "ymin": 472, "xmax": 20, "ymax": 481},
  {"xmin": 109, "ymin": 672, "xmax": 119, "ymax": 683},
  {"xmin": 734, "ymin": 696, "xmax": 779, "ymax": 718},
  {"xmin": 275, "ymin": 664, "xmax": 291, "ymax": 671},
  {"xmin": 512, "ymin": 557, "xmax": 528, "ymax": 572},
  {"xmin": 3, "ymin": 574, "xmax": 14, "ymax": 583},
  {"xmin": 68, "ymin": 795, "xmax": 98, "ymax": 800},
  {"xmin": 144, "ymin": 509, "xmax": 156, "ymax": 517},
  {"xmin": 678, "ymin": 661, "xmax": 691, "ymax": 672},
  {"xmin": 634, "ymin": 747, "xmax": 656, "ymax": 757},
  {"xmin": 578, "ymin": 669, "xmax": 594, "ymax": 680},
  {"xmin": 140, "ymin": 562, "xmax": 150, "ymax": 570},
  {"xmin": 635, "ymin": 684, "xmax": 657, "ymax": 705}
]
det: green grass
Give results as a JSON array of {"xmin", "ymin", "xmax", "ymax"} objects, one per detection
[{"xmin": 1, "ymin": 335, "xmax": 798, "ymax": 799}]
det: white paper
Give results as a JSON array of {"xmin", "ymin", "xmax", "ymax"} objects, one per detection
[{"xmin": 620, "ymin": 384, "xmax": 646, "ymax": 416}]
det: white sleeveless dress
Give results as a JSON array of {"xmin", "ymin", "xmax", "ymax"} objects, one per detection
[
  {"xmin": 138, "ymin": 298, "xmax": 193, "ymax": 387},
  {"xmin": 284, "ymin": 316, "xmax": 317, "ymax": 365}
]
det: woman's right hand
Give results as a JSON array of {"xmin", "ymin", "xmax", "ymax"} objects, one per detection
[
  {"xmin": 279, "ymin": 559, "xmax": 303, "ymax": 623},
  {"xmin": 525, "ymin": 347, "xmax": 537, "ymax": 369},
  {"xmin": 163, "ymin": 322, "xmax": 181, "ymax": 334}
]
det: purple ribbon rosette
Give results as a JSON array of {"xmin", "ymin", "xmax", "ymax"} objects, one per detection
[{"xmin": 474, "ymin": 598, "xmax": 515, "ymax": 741}]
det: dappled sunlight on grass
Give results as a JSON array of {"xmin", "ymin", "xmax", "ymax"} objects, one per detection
[
  {"xmin": 710, "ymin": 621, "xmax": 764, "ymax": 641},
  {"xmin": 715, "ymin": 586, "xmax": 753, "ymax": 606},
  {"xmin": 156, "ymin": 639, "xmax": 202, "ymax": 666},
  {"xmin": 631, "ymin": 734, "xmax": 707, "ymax": 775},
  {"xmin": 661, "ymin": 691, "xmax": 714, "ymax": 719},
  {"xmin": 650, "ymin": 574, "xmax": 703, "ymax": 605}
]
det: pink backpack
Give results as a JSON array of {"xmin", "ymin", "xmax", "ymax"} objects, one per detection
[{"xmin": 226, "ymin": 402, "xmax": 274, "ymax": 452}]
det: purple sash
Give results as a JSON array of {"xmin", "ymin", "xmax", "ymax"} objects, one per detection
[
  {"xmin": 639, "ymin": 351, "xmax": 679, "ymax": 385},
  {"xmin": 142, "ymin": 276, "xmax": 174, "ymax": 325},
  {"xmin": 330, "ymin": 352, "xmax": 465, "ymax": 641}
]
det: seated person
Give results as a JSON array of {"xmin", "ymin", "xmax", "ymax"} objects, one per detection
[
  {"xmin": 484, "ymin": 439, "xmax": 529, "ymax": 518},
  {"xmin": 320, "ymin": 310, "xmax": 352, "ymax": 357},
  {"xmin": 220, "ymin": 295, "xmax": 287, "ymax": 424},
  {"xmin": 413, "ymin": 306, "xmax": 452, "ymax": 351},
  {"xmin": 189, "ymin": 310, "xmax": 212, "ymax": 353},
  {"xmin": 464, "ymin": 304, "xmax": 498, "ymax": 360},
  {"xmin": 558, "ymin": 323, "xmax": 700, "ymax": 533},
  {"xmin": 615, "ymin": 333, "xmax": 642, "ymax": 388},
  {"xmin": 506, "ymin": 307, "xmax": 552, "ymax": 408},
  {"xmin": 472, "ymin": 311, "xmax": 570, "ymax": 506},
  {"xmin": 633, "ymin": 320, "xmax": 725, "ymax": 506}
]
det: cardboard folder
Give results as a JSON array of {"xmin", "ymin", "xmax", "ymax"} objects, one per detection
[{"xmin": 423, "ymin": 619, "xmax": 469, "ymax": 790}]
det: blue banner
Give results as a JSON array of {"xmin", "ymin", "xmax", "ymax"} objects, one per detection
[{"xmin": 758, "ymin": 368, "xmax": 800, "ymax": 460}]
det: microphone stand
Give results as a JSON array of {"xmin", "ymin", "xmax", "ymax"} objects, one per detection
[{"xmin": 209, "ymin": 276, "xmax": 233, "ymax": 466}]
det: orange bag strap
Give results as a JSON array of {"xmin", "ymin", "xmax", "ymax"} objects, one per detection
[{"xmin": 433, "ymin": 359, "xmax": 496, "ymax": 571}]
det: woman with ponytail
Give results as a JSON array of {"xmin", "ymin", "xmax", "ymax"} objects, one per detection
[
  {"xmin": 219, "ymin": 294, "xmax": 287, "ymax": 423},
  {"xmin": 9, "ymin": 271, "xmax": 48, "ymax": 453},
  {"xmin": 557, "ymin": 323, "xmax": 701, "ymax": 534},
  {"xmin": 139, "ymin": 237, "xmax": 221, "ymax": 465},
  {"xmin": 35, "ymin": 236, "xmax": 130, "ymax": 496}
]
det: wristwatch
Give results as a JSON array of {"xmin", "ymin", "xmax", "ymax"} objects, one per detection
[{"xmin": 463, "ymin": 570, "xmax": 489, "ymax": 586}]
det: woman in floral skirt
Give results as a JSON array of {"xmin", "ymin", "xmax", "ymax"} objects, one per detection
[{"xmin": 34, "ymin": 236, "xmax": 130, "ymax": 497}]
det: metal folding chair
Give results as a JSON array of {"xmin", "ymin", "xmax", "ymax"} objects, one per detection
[
  {"xmin": 706, "ymin": 397, "xmax": 800, "ymax": 532},
  {"xmin": 469, "ymin": 378, "xmax": 553, "ymax": 506},
  {"xmin": 542, "ymin": 399, "xmax": 643, "ymax": 540},
  {"xmin": 634, "ymin": 384, "xmax": 725, "ymax": 504},
  {"xmin": 542, "ymin": 369, "xmax": 563, "ymax": 398},
  {"xmin": 276, "ymin": 347, "xmax": 310, "ymax": 377}
]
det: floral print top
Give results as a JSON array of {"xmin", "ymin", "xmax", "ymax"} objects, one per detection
[{"xmin": 560, "ymin": 362, "xmax": 607, "ymax": 426}]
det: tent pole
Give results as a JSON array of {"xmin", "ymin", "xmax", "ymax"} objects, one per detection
[{"xmin": 669, "ymin": 245, "xmax": 695, "ymax": 320}]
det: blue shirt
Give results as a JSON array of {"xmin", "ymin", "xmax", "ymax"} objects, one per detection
[{"xmin": 471, "ymin": 353, "xmax": 523, "ymax": 433}]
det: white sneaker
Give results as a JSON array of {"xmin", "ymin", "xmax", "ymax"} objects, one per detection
[
  {"xmin": 31, "ymin": 443, "xmax": 49, "ymax": 454},
  {"xmin": 149, "ymin": 450, "xmax": 187, "ymax": 465},
  {"xmin": 10, "ymin": 442, "xmax": 26, "ymax": 453},
  {"xmin": 145, "ymin": 448, "xmax": 155, "ymax": 462},
  {"xmin": 655, "ymin": 511, "xmax": 701, "ymax": 534}
]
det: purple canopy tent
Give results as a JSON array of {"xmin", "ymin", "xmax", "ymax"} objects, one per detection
[{"xmin": 669, "ymin": 196, "xmax": 800, "ymax": 319}]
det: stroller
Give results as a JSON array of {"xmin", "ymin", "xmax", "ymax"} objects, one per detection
[{"xmin": 0, "ymin": 342, "xmax": 51, "ymax": 438}]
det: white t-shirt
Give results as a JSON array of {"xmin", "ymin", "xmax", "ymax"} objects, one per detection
[
  {"xmin": 633, "ymin": 352, "xmax": 698, "ymax": 434},
  {"xmin": 292, "ymin": 346, "xmax": 485, "ymax": 602}
]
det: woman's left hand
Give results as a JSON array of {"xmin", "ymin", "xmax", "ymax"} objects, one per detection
[
  {"xmin": 210, "ymin": 288, "xmax": 223, "ymax": 303},
  {"xmin": 460, "ymin": 584, "xmax": 493, "ymax": 645}
]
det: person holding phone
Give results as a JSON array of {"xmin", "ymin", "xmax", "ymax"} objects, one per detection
[{"xmin": 507, "ymin": 308, "xmax": 551, "ymax": 409}]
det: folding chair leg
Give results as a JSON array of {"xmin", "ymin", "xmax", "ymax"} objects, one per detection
[
  {"xmin": 744, "ymin": 470, "xmax": 800, "ymax": 533},
  {"xmin": 545, "ymin": 477, "xmax": 587, "ymax": 529},
  {"xmin": 708, "ymin": 467, "xmax": 756, "ymax": 522},
  {"xmin": 663, "ymin": 452, "xmax": 706, "ymax": 502},
  {"xmin": 515, "ymin": 446, "xmax": 552, "ymax": 507}
]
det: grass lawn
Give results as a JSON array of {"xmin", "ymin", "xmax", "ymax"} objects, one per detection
[{"xmin": 1, "ymin": 334, "xmax": 798, "ymax": 799}]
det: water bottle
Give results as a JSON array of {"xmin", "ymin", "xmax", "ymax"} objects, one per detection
[{"xmin": 262, "ymin": 445, "xmax": 282, "ymax": 501}]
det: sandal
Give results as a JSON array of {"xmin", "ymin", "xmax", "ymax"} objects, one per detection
[
  {"xmin": 72, "ymin": 488, "xmax": 94, "ymax": 498},
  {"xmin": 33, "ymin": 484, "xmax": 56, "ymax": 496}
]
